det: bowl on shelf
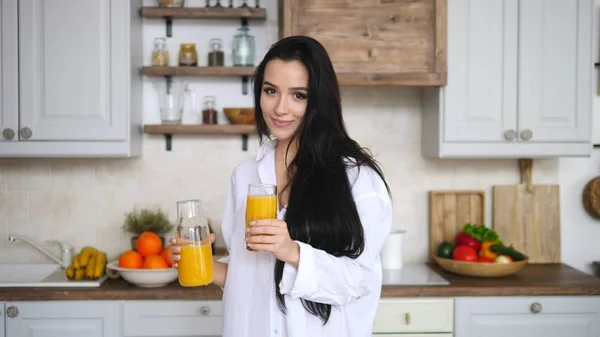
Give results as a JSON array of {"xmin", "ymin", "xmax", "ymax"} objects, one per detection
[
  {"xmin": 223, "ymin": 107, "xmax": 255, "ymax": 125},
  {"xmin": 433, "ymin": 256, "xmax": 528, "ymax": 278},
  {"xmin": 106, "ymin": 261, "xmax": 178, "ymax": 288}
]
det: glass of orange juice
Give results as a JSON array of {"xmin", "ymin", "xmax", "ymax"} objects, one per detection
[
  {"xmin": 175, "ymin": 199, "xmax": 214, "ymax": 287},
  {"xmin": 246, "ymin": 183, "xmax": 277, "ymax": 251}
]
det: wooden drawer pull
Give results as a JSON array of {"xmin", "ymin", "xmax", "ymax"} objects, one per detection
[{"xmin": 405, "ymin": 312, "xmax": 411, "ymax": 325}]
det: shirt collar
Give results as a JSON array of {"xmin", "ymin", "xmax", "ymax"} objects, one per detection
[{"xmin": 255, "ymin": 138, "xmax": 277, "ymax": 161}]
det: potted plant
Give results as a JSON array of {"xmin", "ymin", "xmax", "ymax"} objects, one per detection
[{"xmin": 122, "ymin": 206, "xmax": 174, "ymax": 250}]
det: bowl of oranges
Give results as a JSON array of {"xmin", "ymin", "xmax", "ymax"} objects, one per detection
[{"xmin": 107, "ymin": 231, "xmax": 178, "ymax": 288}]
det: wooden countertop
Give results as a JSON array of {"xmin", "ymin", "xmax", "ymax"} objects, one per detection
[{"xmin": 2, "ymin": 263, "xmax": 600, "ymax": 301}]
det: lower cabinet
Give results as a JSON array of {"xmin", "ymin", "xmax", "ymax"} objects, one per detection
[
  {"xmin": 455, "ymin": 296, "xmax": 600, "ymax": 337},
  {"xmin": 373, "ymin": 298, "xmax": 454, "ymax": 335},
  {"xmin": 3, "ymin": 301, "xmax": 120, "ymax": 337},
  {"xmin": 123, "ymin": 300, "xmax": 223, "ymax": 337}
]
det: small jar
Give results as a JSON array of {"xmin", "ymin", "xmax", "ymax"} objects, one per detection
[
  {"xmin": 179, "ymin": 43, "xmax": 198, "ymax": 66},
  {"xmin": 202, "ymin": 96, "xmax": 218, "ymax": 125},
  {"xmin": 158, "ymin": 0, "xmax": 184, "ymax": 7},
  {"xmin": 232, "ymin": 27, "xmax": 255, "ymax": 66},
  {"xmin": 151, "ymin": 37, "xmax": 169, "ymax": 66},
  {"xmin": 207, "ymin": 38, "xmax": 224, "ymax": 67}
]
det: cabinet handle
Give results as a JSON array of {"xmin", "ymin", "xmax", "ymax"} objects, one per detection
[
  {"xmin": 200, "ymin": 306, "xmax": 211, "ymax": 316},
  {"xmin": 503, "ymin": 129, "xmax": 517, "ymax": 141},
  {"xmin": 2, "ymin": 128, "xmax": 15, "ymax": 140},
  {"xmin": 530, "ymin": 302, "xmax": 542, "ymax": 314},
  {"xmin": 520, "ymin": 129, "xmax": 533, "ymax": 141},
  {"xmin": 6, "ymin": 306, "xmax": 18, "ymax": 318},
  {"xmin": 20, "ymin": 127, "xmax": 32, "ymax": 140},
  {"xmin": 404, "ymin": 312, "xmax": 411, "ymax": 325}
]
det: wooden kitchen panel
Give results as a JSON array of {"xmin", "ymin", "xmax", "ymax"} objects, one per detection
[
  {"xmin": 429, "ymin": 190, "xmax": 485, "ymax": 261},
  {"xmin": 281, "ymin": 0, "xmax": 447, "ymax": 86}
]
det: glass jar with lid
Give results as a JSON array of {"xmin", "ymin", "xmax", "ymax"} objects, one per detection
[
  {"xmin": 202, "ymin": 95, "xmax": 218, "ymax": 125},
  {"xmin": 207, "ymin": 38, "xmax": 224, "ymax": 67},
  {"xmin": 179, "ymin": 43, "xmax": 198, "ymax": 66},
  {"xmin": 152, "ymin": 37, "xmax": 169, "ymax": 66},
  {"xmin": 232, "ymin": 27, "xmax": 255, "ymax": 66}
]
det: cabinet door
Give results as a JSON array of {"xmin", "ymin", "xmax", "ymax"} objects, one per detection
[
  {"xmin": 455, "ymin": 296, "xmax": 600, "ymax": 337},
  {"xmin": 0, "ymin": 0, "xmax": 18, "ymax": 142},
  {"xmin": 5, "ymin": 301, "xmax": 120, "ymax": 337},
  {"xmin": 442, "ymin": 0, "xmax": 518, "ymax": 143},
  {"xmin": 18, "ymin": 0, "xmax": 128, "ymax": 141},
  {"xmin": 517, "ymin": 0, "xmax": 593, "ymax": 143},
  {"xmin": 0, "ymin": 302, "xmax": 5, "ymax": 337}
]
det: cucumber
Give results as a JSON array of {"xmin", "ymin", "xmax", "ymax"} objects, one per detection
[{"xmin": 490, "ymin": 244, "xmax": 527, "ymax": 261}]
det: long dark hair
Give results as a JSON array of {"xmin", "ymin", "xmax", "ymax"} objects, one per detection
[{"xmin": 252, "ymin": 35, "xmax": 391, "ymax": 325}]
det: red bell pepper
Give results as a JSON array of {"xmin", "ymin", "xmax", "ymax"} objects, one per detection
[{"xmin": 454, "ymin": 232, "xmax": 481, "ymax": 251}]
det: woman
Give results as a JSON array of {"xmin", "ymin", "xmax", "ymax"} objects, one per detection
[{"xmin": 170, "ymin": 35, "xmax": 392, "ymax": 337}]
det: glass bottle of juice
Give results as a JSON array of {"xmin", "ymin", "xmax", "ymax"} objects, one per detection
[{"xmin": 175, "ymin": 199, "xmax": 214, "ymax": 287}]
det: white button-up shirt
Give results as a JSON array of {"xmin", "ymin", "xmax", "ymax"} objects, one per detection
[{"xmin": 219, "ymin": 139, "xmax": 392, "ymax": 337}]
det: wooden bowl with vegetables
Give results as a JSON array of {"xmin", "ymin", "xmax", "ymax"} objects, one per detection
[{"xmin": 433, "ymin": 224, "xmax": 528, "ymax": 278}]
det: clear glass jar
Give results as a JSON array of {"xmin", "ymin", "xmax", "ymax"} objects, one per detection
[
  {"xmin": 207, "ymin": 38, "xmax": 224, "ymax": 67},
  {"xmin": 232, "ymin": 27, "xmax": 255, "ymax": 66},
  {"xmin": 151, "ymin": 37, "xmax": 169, "ymax": 66},
  {"xmin": 158, "ymin": 0, "xmax": 185, "ymax": 7},
  {"xmin": 202, "ymin": 95, "xmax": 218, "ymax": 125},
  {"xmin": 175, "ymin": 199, "xmax": 214, "ymax": 287},
  {"xmin": 179, "ymin": 43, "xmax": 198, "ymax": 66}
]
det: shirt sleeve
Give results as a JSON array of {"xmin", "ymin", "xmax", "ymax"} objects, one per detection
[
  {"xmin": 217, "ymin": 174, "xmax": 236, "ymax": 264},
  {"xmin": 278, "ymin": 191, "xmax": 392, "ymax": 306}
]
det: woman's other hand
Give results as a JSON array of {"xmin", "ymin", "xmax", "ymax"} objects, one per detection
[
  {"xmin": 169, "ymin": 233, "xmax": 215, "ymax": 269},
  {"xmin": 246, "ymin": 219, "xmax": 300, "ymax": 268}
]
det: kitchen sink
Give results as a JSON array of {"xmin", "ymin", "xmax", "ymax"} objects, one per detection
[{"xmin": 0, "ymin": 264, "xmax": 108, "ymax": 287}]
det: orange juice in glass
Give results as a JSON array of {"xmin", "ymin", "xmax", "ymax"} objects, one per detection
[
  {"xmin": 246, "ymin": 183, "xmax": 277, "ymax": 251},
  {"xmin": 175, "ymin": 199, "xmax": 214, "ymax": 287}
]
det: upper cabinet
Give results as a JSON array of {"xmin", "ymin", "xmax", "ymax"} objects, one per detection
[
  {"xmin": 0, "ymin": 0, "xmax": 143, "ymax": 158},
  {"xmin": 422, "ymin": 0, "xmax": 594, "ymax": 158},
  {"xmin": 280, "ymin": 0, "xmax": 447, "ymax": 86}
]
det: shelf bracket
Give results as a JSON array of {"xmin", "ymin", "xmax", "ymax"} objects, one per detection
[
  {"xmin": 165, "ymin": 134, "xmax": 173, "ymax": 151},
  {"xmin": 241, "ymin": 76, "xmax": 249, "ymax": 95},
  {"xmin": 241, "ymin": 134, "xmax": 249, "ymax": 151},
  {"xmin": 241, "ymin": 17, "xmax": 249, "ymax": 28},
  {"xmin": 165, "ymin": 17, "xmax": 173, "ymax": 37}
]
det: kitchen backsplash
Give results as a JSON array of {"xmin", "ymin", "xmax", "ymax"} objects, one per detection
[{"xmin": 0, "ymin": 86, "xmax": 559, "ymax": 264}]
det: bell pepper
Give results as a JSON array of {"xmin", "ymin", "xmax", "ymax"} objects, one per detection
[
  {"xmin": 479, "ymin": 240, "xmax": 498, "ymax": 260},
  {"xmin": 455, "ymin": 232, "xmax": 481, "ymax": 251}
]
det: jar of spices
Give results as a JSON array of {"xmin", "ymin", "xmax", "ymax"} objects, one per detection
[
  {"xmin": 179, "ymin": 43, "xmax": 198, "ymax": 66},
  {"xmin": 232, "ymin": 27, "xmax": 255, "ymax": 66},
  {"xmin": 152, "ymin": 37, "xmax": 169, "ymax": 66},
  {"xmin": 202, "ymin": 96, "xmax": 218, "ymax": 125},
  {"xmin": 207, "ymin": 38, "xmax": 224, "ymax": 67}
]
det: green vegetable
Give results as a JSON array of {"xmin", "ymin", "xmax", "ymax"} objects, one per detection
[
  {"xmin": 461, "ymin": 223, "xmax": 501, "ymax": 243},
  {"xmin": 490, "ymin": 244, "xmax": 526, "ymax": 261},
  {"xmin": 436, "ymin": 242, "xmax": 454, "ymax": 259}
]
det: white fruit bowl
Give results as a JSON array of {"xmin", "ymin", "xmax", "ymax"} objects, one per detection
[{"xmin": 106, "ymin": 261, "xmax": 178, "ymax": 288}]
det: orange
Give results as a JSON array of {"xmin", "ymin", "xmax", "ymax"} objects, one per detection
[
  {"xmin": 119, "ymin": 250, "xmax": 143, "ymax": 269},
  {"xmin": 161, "ymin": 246, "xmax": 174, "ymax": 266},
  {"xmin": 136, "ymin": 231, "xmax": 163, "ymax": 257},
  {"xmin": 143, "ymin": 255, "xmax": 169, "ymax": 269}
]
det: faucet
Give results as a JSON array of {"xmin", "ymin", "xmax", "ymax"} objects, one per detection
[{"xmin": 8, "ymin": 234, "xmax": 73, "ymax": 269}]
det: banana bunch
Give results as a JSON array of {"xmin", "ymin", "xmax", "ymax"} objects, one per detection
[{"xmin": 65, "ymin": 246, "xmax": 107, "ymax": 281}]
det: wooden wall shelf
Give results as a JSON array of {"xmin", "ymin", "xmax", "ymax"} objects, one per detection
[
  {"xmin": 143, "ymin": 124, "xmax": 257, "ymax": 151},
  {"xmin": 142, "ymin": 66, "xmax": 256, "ymax": 77},
  {"xmin": 140, "ymin": 6, "xmax": 266, "ymax": 37},
  {"xmin": 140, "ymin": 6, "xmax": 267, "ymax": 20}
]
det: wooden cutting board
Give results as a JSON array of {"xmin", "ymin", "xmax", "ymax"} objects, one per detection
[
  {"xmin": 492, "ymin": 159, "xmax": 561, "ymax": 264},
  {"xmin": 429, "ymin": 190, "xmax": 485, "ymax": 261}
]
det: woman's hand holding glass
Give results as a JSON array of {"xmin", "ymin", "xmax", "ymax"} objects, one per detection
[{"xmin": 246, "ymin": 219, "xmax": 300, "ymax": 267}]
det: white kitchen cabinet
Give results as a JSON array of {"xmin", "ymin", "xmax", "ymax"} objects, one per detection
[
  {"xmin": 123, "ymin": 300, "xmax": 223, "ymax": 337},
  {"xmin": 422, "ymin": 0, "xmax": 594, "ymax": 158},
  {"xmin": 373, "ymin": 298, "xmax": 453, "ymax": 336},
  {"xmin": 4, "ymin": 301, "xmax": 120, "ymax": 337},
  {"xmin": 0, "ymin": 0, "xmax": 143, "ymax": 158},
  {"xmin": 455, "ymin": 296, "xmax": 600, "ymax": 337},
  {"xmin": 0, "ymin": 302, "xmax": 5, "ymax": 337}
]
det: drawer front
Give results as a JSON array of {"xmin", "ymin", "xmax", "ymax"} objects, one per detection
[
  {"xmin": 373, "ymin": 298, "xmax": 453, "ymax": 333},
  {"xmin": 456, "ymin": 296, "xmax": 600, "ymax": 315},
  {"xmin": 373, "ymin": 334, "xmax": 453, "ymax": 337},
  {"xmin": 123, "ymin": 300, "xmax": 223, "ymax": 337}
]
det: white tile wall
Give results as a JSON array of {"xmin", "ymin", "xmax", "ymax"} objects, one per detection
[{"xmin": 0, "ymin": 0, "xmax": 560, "ymax": 265}]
